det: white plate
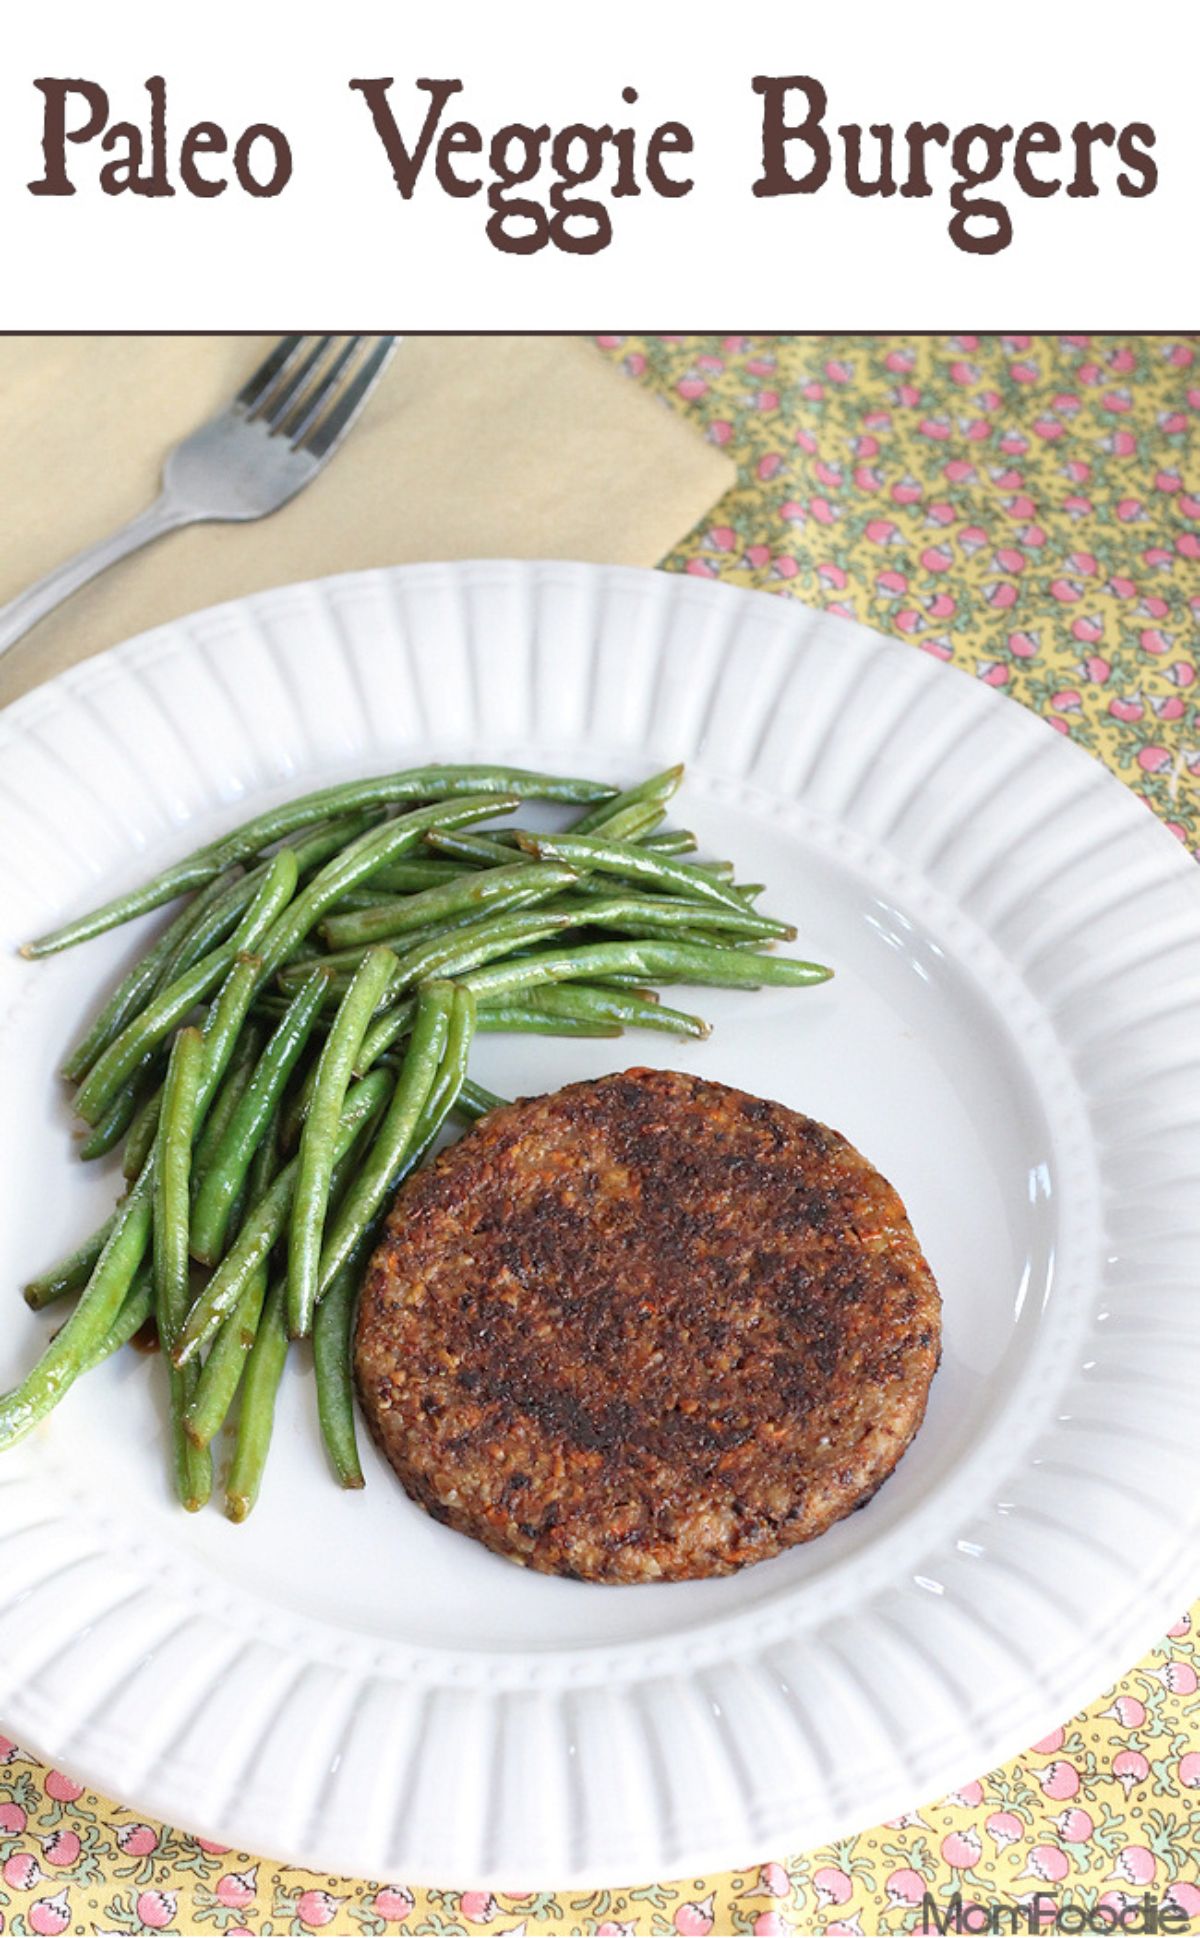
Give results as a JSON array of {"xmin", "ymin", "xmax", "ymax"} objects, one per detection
[{"xmin": 1, "ymin": 561, "xmax": 1198, "ymax": 1889}]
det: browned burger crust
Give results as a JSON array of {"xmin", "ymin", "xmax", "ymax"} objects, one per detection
[{"xmin": 355, "ymin": 1068, "xmax": 940, "ymax": 1583}]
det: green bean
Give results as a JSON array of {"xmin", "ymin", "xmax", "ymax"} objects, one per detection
[
  {"xmin": 0, "ymin": 1164, "xmax": 154, "ymax": 1449},
  {"xmin": 195, "ymin": 764, "xmax": 609, "ymax": 849},
  {"xmin": 424, "ymin": 829, "xmax": 527, "ymax": 869},
  {"xmin": 234, "ymin": 813, "xmax": 383, "ymax": 898},
  {"xmin": 329, "ymin": 888, "xmax": 409, "ymax": 914},
  {"xmin": 288, "ymin": 948, "xmax": 396, "ymax": 1338},
  {"xmin": 168, "ymin": 1362, "xmax": 212, "ymax": 1511},
  {"xmin": 353, "ymin": 858, "xmax": 470, "ymax": 894},
  {"xmin": 383, "ymin": 986, "xmax": 475, "ymax": 1181},
  {"xmin": 577, "ymin": 853, "xmax": 733, "ymax": 885},
  {"xmin": 463, "ymin": 938, "xmax": 832, "ymax": 1002},
  {"xmin": 424, "ymin": 809, "xmax": 663, "ymax": 858},
  {"xmin": 22, "ymin": 769, "xmax": 613, "ymax": 959},
  {"xmin": 356, "ymin": 972, "xmax": 628, "ymax": 1062},
  {"xmin": 519, "ymin": 983, "xmax": 710, "ymax": 1039},
  {"xmin": 514, "ymin": 831, "xmax": 754, "ymax": 915},
  {"xmin": 24, "ymin": 1209, "xmax": 119, "ymax": 1310},
  {"xmin": 224, "ymin": 1277, "xmax": 289, "ymax": 1522},
  {"xmin": 279, "ymin": 941, "xmax": 418, "ymax": 984},
  {"xmin": 425, "ymin": 815, "xmax": 660, "ymax": 857},
  {"xmin": 219, "ymin": 1090, "xmax": 281, "ymax": 1250},
  {"xmin": 569, "ymin": 763, "xmax": 684, "ymax": 836},
  {"xmin": 321, "ymin": 861, "xmax": 579, "ymax": 951},
  {"xmin": 569, "ymin": 875, "xmax": 636, "ymax": 899},
  {"xmin": 177, "ymin": 820, "xmax": 370, "ymax": 955},
  {"xmin": 73, "ymin": 851, "xmax": 298, "ymax": 1126},
  {"xmin": 151, "ymin": 866, "xmax": 255, "ymax": 992},
  {"xmin": 184, "ymin": 1263, "xmax": 268, "ymax": 1450},
  {"xmin": 369, "ymin": 986, "xmax": 476, "ymax": 1171},
  {"xmin": 175, "ymin": 862, "xmax": 287, "ymax": 948},
  {"xmin": 84, "ymin": 1264, "xmax": 154, "ymax": 1368},
  {"xmin": 173, "ymin": 860, "xmax": 294, "ymax": 1128},
  {"xmin": 222, "ymin": 847, "xmax": 300, "ymax": 953},
  {"xmin": 191, "ymin": 971, "xmax": 329, "ymax": 1266},
  {"xmin": 313, "ymin": 1260, "xmax": 365, "ymax": 1489},
  {"xmin": 251, "ymin": 797, "xmax": 518, "ymax": 987},
  {"xmin": 614, "ymin": 920, "xmax": 773, "ymax": 954},
  {"xmin": 453, "ymin": 1077, "xmax": 509, "ymax": 1121},
  {"xmin": 282, "ymin": 909, "xmax": 579, "ymax": 1009},
  {"xmin": 71, "ymin": 943, "xmax": 228, "ymax": 1125},
  {"xmin": 383, "ymin": 910, "xmax": 577, "ymax": 995},
  {"xmin": 59, "ymin": 913, "xmax": 189, "ymax": 1084},
  {"xmin": 226, "ymin": 1071, "xmax": 390, "ymax": 1520},
  {"xmin": 163, "ymin": 869, "xmax": 301, "ymax": 989},
  {"xmin": 316, "ymin": 984, "xmax": 453, "ymax": 1293},
  {"xmin": 473, "ymin": 830, "xmax": 522, "ymax": 851},
  {"xmin": 579, "ymin": 799, "xmax": 665, "ymax": 843},
  {"xmin": 641, "ymin": 830, "xmax": 697, "ymax": 856},
  {"xmin": 288, "ymin": 810, "xmax": 386, "ymax": 872},
  {"xmin": 152, "ymin": 1027, "xmax": 204, "ymax": 1350},
  {"xmin": 175, "ymin": 1071, "xmax": 391, "ymax": 1366},
  {"xmin": 673, "ymin": 927, "xmax": 774, "ymax": 953},
  {"xmin": 78, "ymin": 1067, "xmax": 152, "ymax": 1159},
  {"xmin": 325, "ymin": 1054, "xmax": 515, "ymax": 1116},
  {"xmin": 587, "ymin": 973, "xmax": 660, "ymax": 990},
  {"xmin": 249, "ymin": 996, "xmax": 305, "ymax": 1021},
  {"xmin": 431, "ymin": 987, "xmax": 476, "ymax": 1105},
  {"xmin": 475, "ymin": 1006, "xmax": 622, "ymax": 1037},
  {"xmin": 352, "ymin": 998, "xmax": 417, "ymax": 1076},
  {"xmin": 246, "ymin": 1101, "xmax": 282, "ymax": 1200},
  {"xmin": 153, "ymin": 1031, "xmax": 212, "ymax": 1508},
  {"xmin": 287, "ymin": 893, "xmax": 546, "ymax": 980},
  {"xmin": 568, "ymin": 872, "xmax": 738, "ymax": 907},
  {"xmin": 431, "ymin": 910, "xmax": 578, "ymax": 987},
  {"xmin": 222, "ymin": 1172, "xmax": 251, "ymax": 1251},
  {"xmin": 479, "ymin": 942, "xmax": 663, "ymax": 992},
  {"xmin": 190, "ymin": 1025, "xmax": 264, "ymax": 1182},
  {"xmin": 193, "ymin": 952, "xmax": 266, "ymax": 1123},
  {"xmin": 61, "ymin": 868, "xmax": 243, "ymax": 1084},
  {"xmin": 218, "ymin": 1097, "xmax": 280, "ymax": 1257},
  {"xmin": 551, "ymin": 891, "xmax": 794, "ymax": 942},
  {"xmin": 278, "ymin": 1049, "xmax": 324, "ymax": 1152},
  {"xmin": 123, "ymin": 1084, "xmax": 164, "ymax": 1179}
]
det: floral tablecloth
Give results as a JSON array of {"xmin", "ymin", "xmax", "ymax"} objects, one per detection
[{"xmin": 1, "ymin": 334, "xmax": 1197, "ymax": 1936}]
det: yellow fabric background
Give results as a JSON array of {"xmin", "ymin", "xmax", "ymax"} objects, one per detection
[
  {"xmin": 0, "ymin": 334, "xmax": 1197, "ymax": 1936},
  {"xmin": 0, "ymin": 334, "xmax": 734, "ymax": 709}
]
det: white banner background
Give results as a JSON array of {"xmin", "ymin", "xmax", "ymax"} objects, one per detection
[{"xmin": 0, "ymin": 0, "xmax": 1193, "ymax": 327}]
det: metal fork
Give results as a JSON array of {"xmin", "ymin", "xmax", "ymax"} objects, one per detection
[{"xmin": 0, "ymin": 334, "xmax": 398, "ymax": 656}]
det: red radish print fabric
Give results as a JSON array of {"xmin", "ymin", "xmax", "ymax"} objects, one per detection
[{"xmin": 600, "ymin": 334, "xmax": 1199, "ymax": 854}]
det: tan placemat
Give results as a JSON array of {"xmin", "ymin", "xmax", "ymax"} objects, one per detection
[{"xmin": 0, "ymin": 335, "xmax": 734, "ymax": 708}]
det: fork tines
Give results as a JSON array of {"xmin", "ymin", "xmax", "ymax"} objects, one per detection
[{"xmin": 236, "ymin": 334, "xmax": 397, "ymax": 457}]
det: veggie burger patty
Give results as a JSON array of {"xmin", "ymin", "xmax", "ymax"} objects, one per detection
[{"xmin": 355, "ymin": 1067, "xmax": 940, "ymax": 1582}]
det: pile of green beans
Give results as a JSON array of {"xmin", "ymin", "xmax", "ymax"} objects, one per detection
[{"xmin": 4, "ymin": 759, "xmax": 831, "ymax": 1519}]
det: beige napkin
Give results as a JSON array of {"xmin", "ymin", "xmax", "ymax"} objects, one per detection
[{"xmin": 0, "ymin": 336, "xmax": 734, "ymax": 709}]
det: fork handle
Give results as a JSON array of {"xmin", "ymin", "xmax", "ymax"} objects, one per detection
[{"xmin": 0, "ymin": 495, "xmax": 202, "ymax": 657}]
